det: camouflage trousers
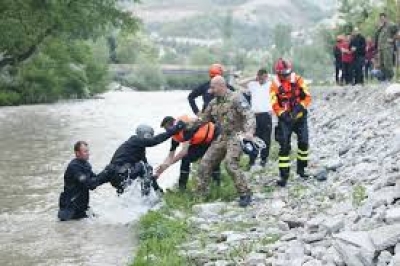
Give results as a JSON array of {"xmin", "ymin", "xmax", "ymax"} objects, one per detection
[
  {"xmin": 197, "ymin": 135, "xmax": 250, "ymax": 195},
  {"xmin": 378, "ymin": 47, "xmax": 394, "ymax": 80}
]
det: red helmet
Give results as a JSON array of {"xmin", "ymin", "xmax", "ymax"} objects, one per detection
[
  {"xmin": 209, "ymin": 63, "xmax": 224, "ymax": 78},
  {"xmin": 274, "ymin": 58, "xmax": 292, "ymax": 76}
]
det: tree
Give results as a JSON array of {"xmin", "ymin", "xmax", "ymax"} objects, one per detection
[
  {"xmin": 273, "ymin": 24, "xmax": 292, "ymax": 56},
  {"xmin": 0, "ymin": 0, "xmax": 140, "ymax": 69}
]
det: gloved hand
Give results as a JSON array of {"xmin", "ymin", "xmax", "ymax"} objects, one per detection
[
  {"xmin": 279, "ymin": 111, "xmax": 292, "ymax": 124},
  {"xmin": 166, "ymin": 120, "xmax": 186, "ymax": 135},
  {"xmin": 291, "ymin": 104, "xmax": 305, "ymax": 120}
]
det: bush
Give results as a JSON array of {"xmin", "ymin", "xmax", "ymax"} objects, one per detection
[
  {"xmin": 0, "ymin": 37, "xmax": 110, "ymax": 105},
  {"xmin": 122, "ymin": 63, "xmax": 165, "ymax": 91}
]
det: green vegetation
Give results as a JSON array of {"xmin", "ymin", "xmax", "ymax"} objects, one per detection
[
  {"xmin": 132, "ymin": 170, "xmax": 239, "ymax": 266},
  {"xmin": 0, "ymin": 0, "xmax": 140, "ymax": 105},
  {"xmin": 352, "ymin": 184, "xmax": 367, "ymax": 206}
]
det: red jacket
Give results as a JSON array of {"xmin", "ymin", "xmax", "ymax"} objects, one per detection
[
  {"xmin": 365, "ymin": 41, "xmax": 375, "ymax": 61},
  {"xmin": 340, "ymin": 42, "xmax": 354, "ymax": 63}
]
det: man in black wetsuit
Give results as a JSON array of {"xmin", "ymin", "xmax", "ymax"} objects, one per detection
[
  {"xmin": 187, "ymin": 63, "xmax": 235, "ymax": 115},
  {"xmin": 98, "ymin": 123, "xmax": 185, "ymax": 193},
  {"xmin": 58, "ymin": 141, "xmax": 109, "ymax": 221}
]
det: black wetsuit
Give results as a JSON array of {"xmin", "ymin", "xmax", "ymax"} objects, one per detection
[{"xmin": 58, "ymin": 158, "xmax": 108, "ymax": 221}]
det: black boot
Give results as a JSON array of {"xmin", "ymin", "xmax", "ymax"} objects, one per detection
[
  {"xmin": 277, "ymin": 168, "xmax": 290, "ymax": 187},
  {"xmin": 297, "ymin": 168, "xmax": 310, "ymax": 179},
  {"xmin": 238, "ymin": 194, "xmax": 252, "ymax": 207}
]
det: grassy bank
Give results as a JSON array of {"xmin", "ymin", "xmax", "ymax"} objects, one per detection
[
  {"xmin": 132, "ymin": 142, "xmax": 281, "ymax": 266},
  {"xmin": 131, "ymin": 169, "xmax": 238, "ymax": 266}
]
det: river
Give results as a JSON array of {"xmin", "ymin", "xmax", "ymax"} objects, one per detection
[{"xmin": 0, "ymin": 90, "xmax": 192, "ymax": 266}]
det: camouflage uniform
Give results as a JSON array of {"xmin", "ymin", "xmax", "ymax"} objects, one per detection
[
  {"xmin": 377, "ymin": 22, "xmax": 398, "ymax": 80},
  {"xmin": 197, "ymin": 90, "xmax": 256, "ymax": 195}
]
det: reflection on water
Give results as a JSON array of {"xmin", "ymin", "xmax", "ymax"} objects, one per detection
[{"xmin": 0, "ymin": 90, "xmax": 191, "ymax": 266}]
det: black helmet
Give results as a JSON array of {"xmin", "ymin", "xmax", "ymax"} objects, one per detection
[
  {"xmin": 136, "ymin": 124, "xmax": 154, "ymax": 139},
  {"xmin": 240, "ymin": 139, "xmax": 259, "ymax": 157}
]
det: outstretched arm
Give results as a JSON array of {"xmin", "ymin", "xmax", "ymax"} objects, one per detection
[{"xmin": 188, "ymin": 84, "xmax": 206, "ymax": 115}]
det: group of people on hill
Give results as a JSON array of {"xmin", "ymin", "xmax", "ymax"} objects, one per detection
[
  {"xmin": 58, "ymin": 58, "xmax": 322, "ymax": 221},
  {"xmin": 334, "ymin": 13, "xmax": 399, "ymax": 85}
]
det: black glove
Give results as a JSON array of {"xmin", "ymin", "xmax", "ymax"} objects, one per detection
[
  {"xmin": 291, "ymin": 104, "xmax": 305, "ymax": 120},
  {"xmin": 279, "ymin": 111, "xmax": 292, "ymax": 124},
  {"xmin": 166, "ymin": 120, "xmax": 186, "ymax": 135}
]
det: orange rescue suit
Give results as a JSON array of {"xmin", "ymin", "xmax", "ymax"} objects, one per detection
[
  {"xmin": 270, "ymin": 73, "xmax": 311, "ymax": 116},
  {"xmin": 172, "ymin": 115, "xmax": 215, "ymax": 145}
]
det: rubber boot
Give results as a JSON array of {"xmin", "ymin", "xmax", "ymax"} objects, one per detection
[
  {"xmin": 297, "ymin": 161, "xmax": 309, "ymax": 179},
  {"xmin": 178, "ymin": 171, "xmax": 190, "ymax": 191},
  {"xmin": 277, "ymin": 168, "xmax": 290, "ymax": 187}
]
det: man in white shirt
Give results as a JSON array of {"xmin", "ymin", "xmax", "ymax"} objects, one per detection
[{"xmin": 244, "ymin": 68, "xmax": 273, "ymax": 168}]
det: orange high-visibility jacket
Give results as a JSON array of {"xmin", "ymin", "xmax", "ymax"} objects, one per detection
[
  {"xmin": 270, "ymin": 73, "xmax": 311, "ymax": 116},
  {"xmin": 172, "ymin": 115, "xmax": 215, "ymax": 145}
]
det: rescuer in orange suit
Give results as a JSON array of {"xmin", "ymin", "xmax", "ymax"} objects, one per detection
[
  {"xmin": 155, "ymin": 115, "xmax": 221, "ymax": 191},
  {"xmin": 270, "ymin": 58, "xmax": 312, "ymax": 187}
]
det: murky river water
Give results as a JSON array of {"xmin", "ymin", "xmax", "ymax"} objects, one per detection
[{"xmin": 0, "ymin": 90, "xmax": 191, "ymax": 266}]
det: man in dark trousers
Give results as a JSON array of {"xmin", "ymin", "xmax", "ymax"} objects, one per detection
[
  {"xmin": 58, "ymin": 141, "xmax": 110, "ymax": 221},
  {"xmin": 188, "ymin": 63, "xmax": 235, "ymax": 115},
  {"xmin": 98, "ymin": 123, "xmax": 185, "ymax": 194},
  {"xmin": 350, "ymin": 27, "xmax": 366, "ymax": 85},
  {"xmin": 243, "ymin": 69, "xmax": 273, "ymax": 169},
  {"xmin": 156, "ymin": 115, "xmax": 221, "ymax": 191}
]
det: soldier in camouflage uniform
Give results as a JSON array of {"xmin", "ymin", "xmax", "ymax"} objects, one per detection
[
  {"xmin": 197, "ymin": 75, "xmax": 256, "ymax": 207},
  {"xmin": 376, "ymin": 13, "xmax": 398, "ymax": 81}
]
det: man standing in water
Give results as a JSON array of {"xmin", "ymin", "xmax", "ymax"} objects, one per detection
[
  {"xmin": 58, "ymin": 141, "xmax": 110, "ymax": 221},
  {"xmin": 197, "ymin": 75, "xmax": 256, "ymax": 207}
]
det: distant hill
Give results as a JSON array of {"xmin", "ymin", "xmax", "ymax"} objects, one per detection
[{"xmin": 125, "ymin": 0, "xmax": 336, "ymax": 49}]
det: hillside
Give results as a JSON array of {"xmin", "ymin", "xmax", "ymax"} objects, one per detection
[{"xmin": 127, "ymin": 0, "xmax": 336, "ymax": 49}]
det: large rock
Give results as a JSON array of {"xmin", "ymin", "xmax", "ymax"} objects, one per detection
[
  {"xmin": 368, "ymin": 224, "xmax": 400, "ymax": 251},
  {"xmin": 377, "ymin": 250, "xmax": 393, "ymax": 266},
  {"xmin": 385, "ymin": 207, "xmax": 400, "ymax": 224},
  {"xmin": 322, "ymin": 217, "xmax": 345, "ymax": 234},
  {"xmin": 365, "ymin": 186, "xmax": 400, "ymax": 209},
  {"xmin": 385, "ymin": 83, "xmax": 400, "ymax": 102},
  {"xmin": 333, "ymin": 231, "xmax": 375, "ymax": 266},
  {"xmin": 192, "ymin": 202, "xmax": 226, "ymax": 218}
]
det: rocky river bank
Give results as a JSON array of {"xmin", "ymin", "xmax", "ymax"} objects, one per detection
[{"xmin": 148, "ymin": 84, "xmax": 400, "ymax": 266}]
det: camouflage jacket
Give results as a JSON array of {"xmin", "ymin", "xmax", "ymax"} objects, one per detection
[
  {"xmin": 377, "ymin": 22, "xmax": 398, "ymax": 50},
  {"xmin": 198, "ymin": 90, "xmax": 256, "ymax": 138}
]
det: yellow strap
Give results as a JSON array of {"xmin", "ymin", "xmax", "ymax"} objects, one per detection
[
  {"xmin": 298, "ymin": 149, "xmax": 309, "ymax": 155},
  {"xmin": 279, "ymin": 156, "xmax": 290, "ymax": 161},
  {"xmin": 297, "ymin": 155, "xmax": 309, "ymax": 161},
  {"xmin": 279, "ymin": 163, "xmax": 290, "ymax": 168}
]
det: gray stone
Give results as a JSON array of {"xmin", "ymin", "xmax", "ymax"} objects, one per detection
[
  {"xmin": 377, "ymin": 250, "xmax": 393, "ymax": 266},
  {"xmin": 367, "ymin": 186, "xmax": 400, "ymax": 209},
  {"xmin": 281, "ymin": 232, "xmax": 297, "ymax": 242},
  {"xmin": 302, "ymin": 259, "xmax": 324, "ymax": 266},
  {"xmin": 333, "ymin": 231, "xmax": 375, "ymax": 266},
  {"xmin": 322, "ymin": 217, "xmax": 344, "ymax": 234},
  {"xmin": 221, "ymin": 231, "xmax": 248, "ymax": 243},
  {"xmin": 369, "ymin": 224, "xmax": 400, "ymax": 251},
  {"xmin": 390, "ymin": 254, "xmax": 400, "ymax": 266},
  {"xmin": 244, "ymin": 252, "xmax": 266, "ymax": 266},
  {"xmin": 306, "ymin": 217, "xmax": 326, "ymax": 231},
  {"xmin": 359, "ymin": 202, "xmax": 374, "ymax": 218},
  {"xmin": 385, "ymin": 84, "xmax": 400, "ymax": 102},
  {"xmin": 385, "ymin": 207, "xmax": 400, "ymax": 224},
  {"xmin": 325, "ymin": 247, "xmax": 345, "ymax": 266},
  {"xmin": 395, "ymin": 242, "xmax": 400, "ymax": 254},
  {"xmin": 310, "ymin": 246, "xmax": 326, "ymax": 260},
  {"xmin": 192, "ymin": 202, "xmax": 226, "ymax": 218},
  {"xmin": 278, "ymin": 221, "xmax": 290, "ymax": 231},
  {"xmin": 280, "ymin": 214, "xmax": 305, "ymax": 229},
  {"xmin": 302, "ymin": 230, "xmax": 327, "ymax": 244}
]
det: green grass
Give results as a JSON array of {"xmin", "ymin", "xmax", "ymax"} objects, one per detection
[
  {"xmin": 352, "ymin": 184, "xmax": 367, "ymax": 207},
  {"xmin": 132, "ymin": 142, "xmax": 282, "ymax": 266}
]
